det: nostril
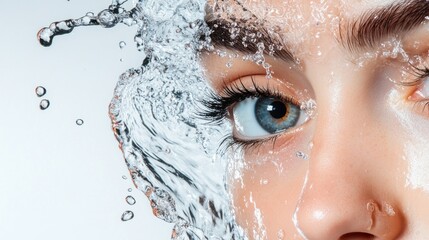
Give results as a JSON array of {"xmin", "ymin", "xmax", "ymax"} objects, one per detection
[{"xmin": 340, "ymin": 232, "xmax": 375, "ymax": 240}]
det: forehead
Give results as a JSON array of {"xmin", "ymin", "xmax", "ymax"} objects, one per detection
[{"xmin": 208, "ymin": 0, "xmax": 398, "ymax": 34}]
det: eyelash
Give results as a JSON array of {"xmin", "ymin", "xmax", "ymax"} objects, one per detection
[
  {"xmin": 199, "ymin": 77, "xmax": 299, "ymax": 151},
  {"xmin": 406, "ymin": 62, "xmax": 429, "ymax": 86},
  {"xmin": 407, "ymin": 62, "xmax": 429, "ymax": 115}
]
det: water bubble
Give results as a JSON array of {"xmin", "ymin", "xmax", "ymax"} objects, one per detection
[
  {"xmin": 76, "ymin": 119, "xmax": 84, "ymax": 126},
  {"xmin": 277, "ymin": 229, "xmax": 285, "ymax": 240},
  {"xmin": 119, "ymin": 41, "xmax": 126, "ymax": 49},
  {"xmin": 39, "ymin": 99, "xmax": 50, "ymax": 110},
  {"xmin": 296, "ymin": 151, "xmax": 308, "ymax": 160},
  {"xmin": 35, "ymin": 86, "xmax": 46, "ymax": 97},
  {"xmin": 121, "ymin": 210, "xmax": 134, "ymax": 221},
  {"xmin": 39, "ymin": 0, "xmax": 246, "ymax": 239},
  {"xmin": 126, "ymin": 196, "xmax": 136, "ymax": 205}
]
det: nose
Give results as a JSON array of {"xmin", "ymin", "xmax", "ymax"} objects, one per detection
[{"xmin": 293, "ymin": 100, "xmax": 405, "ymax": 239}]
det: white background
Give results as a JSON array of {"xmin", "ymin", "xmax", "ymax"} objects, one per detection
[{"xmin": 0, "ymin": 0, "xmax": 172, "ymax": 239}]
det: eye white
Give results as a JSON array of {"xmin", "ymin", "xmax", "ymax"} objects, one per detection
[{"xmin": 233, "ymin": 98, "xmax": 269, "ymax": 138}]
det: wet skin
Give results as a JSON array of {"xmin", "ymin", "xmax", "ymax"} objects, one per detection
[{"xmin": 202, "ymin": 0, "xmax": 429, "ymax": 239}]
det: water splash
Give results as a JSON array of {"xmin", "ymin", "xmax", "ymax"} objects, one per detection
[
  {"xmin": 119, "ymin": 41, "xmax": 127, "ymax": 49},
  {"xmin": 37, "ymin": 2, "xmax": 143, "ymax": 47}
]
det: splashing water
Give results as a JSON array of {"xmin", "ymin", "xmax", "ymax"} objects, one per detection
[
  {"xmin": 37, "ymin": 0, "xmax": 250, "ymax": 239},
  {"xmin": 119, "ymin": 41, "xmax": 127, "ymax": 49}
]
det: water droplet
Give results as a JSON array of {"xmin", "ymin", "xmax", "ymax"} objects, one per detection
[
  {"xmin": 128, "ymin": 188, "xmax": 132, "ymax": 192},
  {"xmin": 277, "ymin": 229, "xmax": 285, "ymax": 240},
  {"xmin": 40, "ymin": 99, "xmax": 50, "ymax": 110},
  {"xmin": 119, "ymin": 41, "xmax": 126, "ymax": 49},
  {"xmin": 35, "ymin": 86, "xmax": 46, "ymax": 97},
  {"xmin": 121, "ymin": 210, "xmax": 134, "ymax": 221},
  {"xmin": 122, "ymin": 175, "xmax": 127, "ymax": 180},
  {"xmin": 126, "ymin": 196, "xmax": 136, "ymax": 205},
  {"xmin": 259, "ymin": 179, "xmax": 268, "ymax": 185},
  {"xmin": 76, "ymin": 119, "xmax": 84, "ymax": 126},
  {"xmin": 296, "ymin": 151, "xmax": 308, "ymax": 160}
]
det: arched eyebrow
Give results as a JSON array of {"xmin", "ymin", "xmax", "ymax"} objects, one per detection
[
  {"xmin": 206, "ymin": 0, "xmax": 429, "ymax": 60},
  {"xmin": 340, "ymin": 0, "xmax": 429, "ymax": 53},
  {"xmin": 206, "ymin": 19, "xmax": 296, "ymax": 63}
]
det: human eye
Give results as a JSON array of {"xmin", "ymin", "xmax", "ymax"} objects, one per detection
[{"xmin": 200, "ymin": 76, "xmax": 309, "ymax": 149}]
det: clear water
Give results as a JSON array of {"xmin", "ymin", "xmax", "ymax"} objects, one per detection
[
  {"xmin": 38, "ymin": 1, "xmax": 247, "ymax": 238},
  {"xmin": 76, "ymin": 119, "xmax": 84, "ymax": 126},
  {"xmin": 40, "ymin": 99, "xmax": 50, "ymax": 110},
  {"xmin": 35, "ymin": 86, "xmax": 46, "ymax": 97},
  {"xmin": 121, "ymin": 210, "xmax": 135, "ymax": 221},
  {"xmin": 126, "ymin": 195, "xmax": 136, "ymax": 205},
  {"xmin": 38, "ymin": 0, "xmax": 429, "ymax": 239}
]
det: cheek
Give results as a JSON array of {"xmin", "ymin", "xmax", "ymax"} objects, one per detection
[
  {"xmin": 387, "ymin": 90, "xmax": 429, "ymax": 192},
  {"xmin": 229, "ymin": 132, "xmax": 311, "ymax": 239}
]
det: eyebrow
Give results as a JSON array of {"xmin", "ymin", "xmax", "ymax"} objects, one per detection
[
  {"xmin": 340, "ymin": 0, "xmax": 429, "ymax": 53},
  {"xmin": 206, "ymin": 18, "xmax": 296, "ymax": 63}
]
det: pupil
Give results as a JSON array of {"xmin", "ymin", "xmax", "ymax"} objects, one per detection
[{"xmin": 268, "ymin": 101, "xmax": 287, "ymax": 119}]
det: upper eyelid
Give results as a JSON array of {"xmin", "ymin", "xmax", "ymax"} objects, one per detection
[{"xmin": 221, "ymin": 76, "xmax": 301, "ymax": 105}]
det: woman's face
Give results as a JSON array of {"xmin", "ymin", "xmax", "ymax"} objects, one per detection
[{"xmin": 202, "ymin": 0, "xmax": 429, "ymax": 239}]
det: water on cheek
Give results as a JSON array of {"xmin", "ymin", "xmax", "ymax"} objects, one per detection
[
  {"xmin": 388, "ymin": 91, "xmax": 429, "ymax": 193},
  {"xmin": 232, "ymin": 142, "xmax": 311, "ymax": 239}
]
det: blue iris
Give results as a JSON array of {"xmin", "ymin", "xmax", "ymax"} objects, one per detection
[{"xmin": 254, "ymin": 97, "xmax": 300, "ymax": 133}]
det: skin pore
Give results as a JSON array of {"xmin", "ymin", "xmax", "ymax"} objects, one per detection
[{"xmin": 201, "ymin": 0, "xmax": 429, "ymax": 239}]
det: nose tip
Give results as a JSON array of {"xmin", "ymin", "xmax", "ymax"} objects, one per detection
[{"xmin": 294, "ymin": 186, "xmax": 404, "ymax": 240}]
